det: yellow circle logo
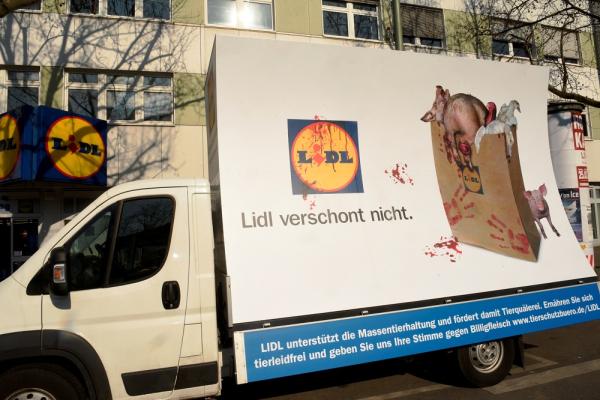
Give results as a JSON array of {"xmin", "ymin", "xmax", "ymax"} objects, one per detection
[
  {"xmin": 291, "ymin": 121, "xmax": 359, "ymax": 193},
  {"xmin": 0, "ymin": 114, "xmax": 20, "ymax": 180},
  {"xmin": 45, "ymin": 116, "xmax": 106, "ymax": 179},
  {"xmin": 462, "ymin": 167, "xmax": 483, "ymax": 194}
]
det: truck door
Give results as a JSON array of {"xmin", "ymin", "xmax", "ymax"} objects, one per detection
[{"xmin": 42, "ymin": 188, "xmax": 190, "ymax": 399}]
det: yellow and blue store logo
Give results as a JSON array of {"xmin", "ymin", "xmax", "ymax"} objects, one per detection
[
  {"xmin": 0, "ymin": 114, "xmax": 20, "ymax": 180},
  {"xmin": 45, "ymin": 116, "xmax": 106, "ymax": 180},
  {"xmin": 288, "ymin": 120, "xmax": 363, "ymax": 194}
]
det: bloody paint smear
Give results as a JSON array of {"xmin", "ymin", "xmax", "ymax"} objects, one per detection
[
  {"xmin": 385, "ymin": 163, "xmax": 414, "ymax": 186},
  {"xmin": 302, "ymin": 193, "xmax": 317, "ymax": 210},
  {"xmin": 424, "ymin": 236, "xmax": 462, "ymax": 263},
  {"xmin": 487, "ymin": 213, "xmax": 530, "ymax": 254}
]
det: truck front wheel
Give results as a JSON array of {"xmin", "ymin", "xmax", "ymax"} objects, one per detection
[
  {"xmin": 0, "ymin": 363, "xmax": 86, "ymax": 400},
  {"xmin": 455, "ymin": 338, "xmax": 514, "ymax": 387}
]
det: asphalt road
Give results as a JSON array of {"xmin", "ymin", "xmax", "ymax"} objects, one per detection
[{"xmin": 220, "ymin": 319, "xmax": 600, "ymax": 400}]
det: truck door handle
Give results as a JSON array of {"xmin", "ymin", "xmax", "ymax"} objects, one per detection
[{"xmin": 162, "ymin": 281, "xmax": 180, "ymax": 310}]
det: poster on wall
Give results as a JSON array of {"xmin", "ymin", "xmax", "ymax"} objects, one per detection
[{"xmin": 559, "ymin": 188, "xmax": 582, "ymax": 241}]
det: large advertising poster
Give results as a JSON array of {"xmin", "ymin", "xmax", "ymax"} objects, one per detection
[{"xmin": 208, "ymin": 37, "xmax": 600, "ymax": 382}]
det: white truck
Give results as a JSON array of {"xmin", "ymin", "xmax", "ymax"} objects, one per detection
[{"xmin": 0, "ymin": 36, "xmax": 599, "ymax": 400}]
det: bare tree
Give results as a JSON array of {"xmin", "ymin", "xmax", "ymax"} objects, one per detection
[
  {"xmin": 432, "ymin": 0, "xmax": 600, "ymax": 107},
  {"xmin": 0, "ymin": 5, "xmax": 200, "ymax": 184},
  {"xmin": 0, "ymin": 0, "xmax": 39, "ymax": 17}
]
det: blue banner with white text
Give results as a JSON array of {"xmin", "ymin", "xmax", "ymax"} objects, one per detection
[{"xmin": 241, "ymin": 283, "xmax": 600, "ymax": 382}]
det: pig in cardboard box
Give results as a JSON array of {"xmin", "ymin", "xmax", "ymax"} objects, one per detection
[{"xmin": 422, "ymin": 85, "xmax": 542, "ymax": 261}]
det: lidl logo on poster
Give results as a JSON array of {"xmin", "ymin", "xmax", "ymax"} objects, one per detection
[
  {"xmin": 0, "ymin": 114, "xmax": 20, "ymax": 180},
  {"xmin": 288, "ymin": 120, "xmax": 363, "ymax": 194},
  {"xmin": 45, "ymin": 116, "xmax": 106, "ymax": 180}
]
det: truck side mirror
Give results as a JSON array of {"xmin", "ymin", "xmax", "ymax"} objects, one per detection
[{"xmin": 49, "ymin": 247, "xmax": 69, "ymax": 296}]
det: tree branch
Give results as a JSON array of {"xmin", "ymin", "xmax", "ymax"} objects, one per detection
[{"xmin": 548, "ymin": 84, "xmax": 600, "ymax": 107}]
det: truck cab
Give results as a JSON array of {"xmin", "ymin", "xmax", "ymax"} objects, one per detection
[{"xmin": 0, "ymin": 179, "xmax": 221, "ymax": 400}]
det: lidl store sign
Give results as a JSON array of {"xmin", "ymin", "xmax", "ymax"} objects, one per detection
[
  {"xmin": 0, "ymin": 114, "xmax": 20, "ymax": 180},
  {"xmin": 0, "ymin": 106, "xmax": 107, "ymax": 185}
]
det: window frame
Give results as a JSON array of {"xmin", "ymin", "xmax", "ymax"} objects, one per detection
[
  {"xmin": 1, "ymin": 67, "xmax": 40, "ymax": 113},
  {"xmin": 65, "ymin": 70, "xmax": 174, "ymax": 125},
  {"xmin": 491, "ymin": 21, "xmax": 535, "ymax": 60},
  {"xmin": 541, "ymin": 25, "xmax": 581, "ymax": 66},
  {"xmin": 322, "ymin": 1, "xmax": 381, "ymax": 41},
  {"xmin": 205, "ymin": 0, "xmax": 274, "ymax": 31},
  {"xmin": 403, "ymin": 35, "xmax": 444, "ymax": 49},
  {"xmin": 106, "ymin": 196, "xmax": 176, "ymax": 287},
  {"xmin": 68, "ymin": 0, "xmax": 172, "ymax": 21},
  {"xmin": 14, "ymin": 0, "xmax": 43, "ymax": 13},
  {"xmin": 62, "ymin": 195, "xmax": 176, "ymax": 291},
  {"xmin": 399, "ymin": 4, "xmax": 445, "ymax": 50}
]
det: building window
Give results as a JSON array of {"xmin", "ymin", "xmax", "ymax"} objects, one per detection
[
  {"xmin": 492, "ymin": 21, "xmax": 534, "ymax": 59},
  {"xmin": 108, "ymin": 0, "xmax": 135, "ymax": 17},
  {"xmin": 66, "ymin": 71, "xmax": 173, "ymax": 123},
  {"xmin": 400, "ymin": 5, "xmax": 444, "ymax": 48},
  {"xmin": 70, "ymin": 0, "xmax": 98, "ymax": 14},
  {"xmin": 323, "ymin": 0, "xmax": 379, "ymax": 40},
  {"xmin": 143, "ymin": 75, "xmax": 173, "ymax": 121},
  {"xmin": 18, "ymin": 1, "xmax": 42, "ymax": 11},
  {"xmin": 542, "ymin": 27, "xmax": 580, "ymax": 65},
  {"xmin": 3, "ymin": 68, "xmax": 40, "ymax": 113},
  {"xmin": 143, "ymin": 0, "xmax": 170, "ymax": 20},
  {"xmin": 69, "ymin": 0, "xmax": 170, "ymax": 19},
  {"xmin": 207, "ymin": 0, "xmax": 273, "ymax": 30},
  {"xmin": 67, "ymin": 72, "xmax": 99, "ymax": 118}
]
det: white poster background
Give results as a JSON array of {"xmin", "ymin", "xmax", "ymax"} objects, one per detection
[{"xmin": 210, "ymin": 36, "xmax": 597, "ymax": 325}]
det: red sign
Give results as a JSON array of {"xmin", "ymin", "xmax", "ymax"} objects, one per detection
[
  {"xmin": 572, "ymin": 113, "xmax": 585, "ymax": 151},
  {"xmin": 577, "ymin": 166, "xmax": 589, "ymax": 187}
]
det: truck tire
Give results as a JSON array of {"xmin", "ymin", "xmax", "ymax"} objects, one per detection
[
  {"xmin": 0, "ymin": 363, "xmax": 86, "ymax": 400},
  {"xmin": 455, "ymin": 338, "xmax": 514, "ymax": 387}
]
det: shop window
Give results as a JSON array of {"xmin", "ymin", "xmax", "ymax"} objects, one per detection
[
  {"xmin": 492, "ymin": 20, "xmax": 534, "ymax": 59},
  {"xmin": 3, "ymin": 68, "xmax": 40, "ymax": 113},
  {"xmin": 542, "ymin": 27, "xmax": 580, "ymax": 65},
  {"xmin": 66, "ymin": 71, "xmax": 173, "ymax": 123},
  {"xmin": 64, "ymin": 197, "xmax": 93, "ymax": 216},
  {"xmin": 12, "ymin": 219, "xmax": 39, "ymax": 258},
  {"xmin": 207, "ymin": 0, "xmax": 273, "ymax": 30},
  {"xmin": 400, "ymin": 5, "xmax": 444, "ymax": 48},
  {"xmin": 323, "ymin": 0, "xmax": 379, "ymax": 40}
]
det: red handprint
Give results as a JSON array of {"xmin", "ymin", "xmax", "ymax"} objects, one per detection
[
  {"xmin": 443, "ymin": 184, "xmax": 475, "ymax": 226},
  {"xmin": 487, "ymin": 214, "xmax": 530, "ymax": 254}
]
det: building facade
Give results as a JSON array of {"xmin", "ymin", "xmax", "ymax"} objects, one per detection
[{"xmin": 1, "ymin": 0, "xmax": 600, "ymax": 275}]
